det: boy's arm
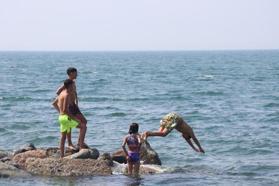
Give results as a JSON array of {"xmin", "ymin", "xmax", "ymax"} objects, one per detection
[
  {"xmin": 121, "ymin": 137, "xmax": 128, "ymax": 156},
  {"xmin": 52, "ymin": 97, "xmax": 59, "ymax": 112},
  {"xmin": 56, "ymin": 84, "xmax": 65, "ymax": 95}
]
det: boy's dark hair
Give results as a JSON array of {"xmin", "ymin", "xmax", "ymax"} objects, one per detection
[
  {"xmin": 129, "ymin": 123, "xmax": 139, "ymax": 134},
  {"xmin": 64, "ymin": 79, "xmax": 74, "ymax": 89},
  {"xmin": 67, "ymin": 67, "xmax": 77, "ymax": 75}
]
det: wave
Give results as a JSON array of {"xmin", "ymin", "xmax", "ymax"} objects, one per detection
[
  {"xmin": 195, "ymin": 91, "xmax": 224, "ymax": 96},
  {"xmin": 112, "ymin": 161, "xmax": 169, "ymax": 175},
  {"xmin": 264, "ymin": 103, "xmax": 279, "ymax": 108}
]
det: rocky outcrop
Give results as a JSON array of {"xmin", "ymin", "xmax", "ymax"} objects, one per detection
[
  {"xmin": 0, "ymin": 141, "xmax": 163, "ymax": 177},
  {"xmin": 112, "ymin": 141, "xmax": 161, "ymax": 165},
  {"xmin": 25, "ymin": 158, "xmax": 112, "ymax": 176}
]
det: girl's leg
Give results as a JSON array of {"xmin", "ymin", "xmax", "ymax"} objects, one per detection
[
  {"xmin": 127, "ymin": 161, "xmax": 133, "ymax": 175},
  {"xmin": 134, "ymin": 162, "xmax": 140, "ymax": 177}
]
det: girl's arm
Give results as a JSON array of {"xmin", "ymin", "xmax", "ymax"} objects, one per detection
[{"xmin": 122, "ymin": 136, "xmax": 128, "ymax": 156}]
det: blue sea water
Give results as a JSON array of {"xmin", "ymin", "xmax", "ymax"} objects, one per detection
[{"xmin": 0, "ymin": 50, "xmax": 279, "ymax": 185}]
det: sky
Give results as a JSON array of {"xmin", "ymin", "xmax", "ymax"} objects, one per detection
[{"xmin": 0, "ymin": 0, "xmax": 278, "ymax": 51}]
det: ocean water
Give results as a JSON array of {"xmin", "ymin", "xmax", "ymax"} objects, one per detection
[{"xmin": 0, "ymin": 50, "xmax": 279, "ymax": 185}]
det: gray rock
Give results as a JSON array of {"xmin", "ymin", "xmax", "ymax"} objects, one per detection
[
  {"xmin": 0, "ymin": 161, "xmax": 30, "ymax": 177},
  {"xmin": 0, "ymin": 150, "xmax": 10, "ymax": 159},
  {"xmin": 98, "ymin": 153, "xmax": 113, "ymax": 166},
  {"xmin": 13, "ymin": 143, "xmax": 36, "ymax": 156},
  {"xmin": 64, "ymin": 148, "xmax": 100, "ymax": 159}
]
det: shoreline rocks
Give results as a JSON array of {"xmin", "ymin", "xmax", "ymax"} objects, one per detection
[{"xmin": 0, "ymin": 142, "xmax": 163, "ymax": 177}]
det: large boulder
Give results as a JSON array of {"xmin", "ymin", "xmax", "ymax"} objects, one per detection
[
  {"xmin": 112, "ymin": 140, "xmax": 161, "ymax": 165},
  {"xmin": 25, "ymin": 157, "xmax": 112, "ymax": 176}
]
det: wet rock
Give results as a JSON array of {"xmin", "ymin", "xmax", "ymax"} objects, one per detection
[
  {"xmin": 98, "ymin": 153, "xmax": 113, "ymax": 166},
  {"xmin": 64, "ymin": 148, "xmax": 99, "ymax": 159},
  {"xmin": 25, "ymin": 158, "xmax": 112, "ymax": 176},
  {"xmin": 112, "ymin": 141, "xmax": 161, "ymax": 165},
  {"xmin": 0, "ymin": 150, "xmax": 10, "ymax": 159},
  {"xmin": 0, "ymin": 161, "xmax": 30, "ymax": 177},
  {"xmin": 140, "ymin": 141, "xmax": 161, "ymax": 165},
  {"xmin": 13, "ymin": 143, "xmax": 36, "ymax": 156}
]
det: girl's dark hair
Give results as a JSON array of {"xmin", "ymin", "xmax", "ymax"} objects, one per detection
[
  {"xmin": 67, "ymin": 67, "xmax": 77, "ymax": 75},
  {"xmin": 129, "ymin": 123, "xmax": 139, "ymax": 134},
  {"xmin": 64, "ymin": 79, "xmax": 74, "ymax": 89}
]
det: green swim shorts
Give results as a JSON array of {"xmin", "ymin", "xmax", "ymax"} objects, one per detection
[
  {"xmin": 160, "ymin": 112, "xmax": 182, "ymax": 133},
  {"xmin": 58, "ymin": 114, "xmax": 78, "ymax": 133}
]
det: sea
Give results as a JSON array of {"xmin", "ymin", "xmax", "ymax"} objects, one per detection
[{"xmin": 0, "ymin": 50, "xmax": 279, "ymax": 185}]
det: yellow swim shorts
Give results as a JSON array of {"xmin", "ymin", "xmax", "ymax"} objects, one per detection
[{"xmin": 58, "ymin": 114, "xmax": 78, "ymax": 133}]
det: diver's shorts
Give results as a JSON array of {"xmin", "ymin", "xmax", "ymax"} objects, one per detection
[
  {"xmin": 58, "ymin": 114, "xmax": 78, "ymax": 133},
  {"xmin": 160, "ymin": 112, "xmax": 182, "ymax": 133}
]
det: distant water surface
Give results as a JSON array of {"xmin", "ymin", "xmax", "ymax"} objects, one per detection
[{"xmin": 0, "ymin": 50, "xmax": 279, "ymax": 185}]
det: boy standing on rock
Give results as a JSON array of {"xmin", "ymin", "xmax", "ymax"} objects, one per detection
[{"xmin": 56, "ymin": 79, "xmax": 87, "ymax": 157}]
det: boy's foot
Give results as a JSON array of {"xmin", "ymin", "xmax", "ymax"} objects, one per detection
[
  {"xmin": 68, "ymin": 145, "xmax": 78, "ymax": 151},
  {"xmin": 77, "ymin": 143, "xmax": 90, "ymax": 150}
]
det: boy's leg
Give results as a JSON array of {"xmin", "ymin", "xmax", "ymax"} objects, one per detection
[
  {"xmin": 76, "ymin": 122, "xmax": 87, "ymax": 149},
  {"xmin": 190, "ymin": 132, "xmax": 205, "ymax": 153},
  {"xmin": 75, "ymin": 113, "xmax": 89, "ymax": 148},
  {"xmin": 60, "ymin": 132, "xmax": 67, "ymax": 158},
  {"xmin": 66, "ymin": 129, "xmax": 74, "ymax": 146}
]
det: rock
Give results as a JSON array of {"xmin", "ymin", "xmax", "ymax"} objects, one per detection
[
  {"xmin": 112, "ymin": 141, "xmax": 161, "ymax": 165},
  {"xmin": 46, "ymin": 147, "xmax": 76, "ymax": 158},
  {"xmin": 112, "ymin": 150, "xmax": 126, "ymax": 164},
  {"xmin": 98, "ymin": 153, "xmax": 113, "ymax": 166},
  {"xmin": 0, "ymin": 161, "xmax": 30, "ymax": 177},
  {"xmin": 0, "ymin": 150, "xmax": 10, "ymax": 159},
  {"xmin": 25, "ymin": 158, "xmax": 112, "ymax": 176},
  {"xmin": 13, "ymin": 143, "xmax": 36, "ymax": 156},
  {"xmin": 64, "ymin": 148, "xmax": 99, "ymax": 159},
  {"xmin": 12, "ymin": 149, "xmax": 47, "ymax": 169},
  {"xmin": 140, "ymin": 141, "xmax": 161, "ymax": 165}
]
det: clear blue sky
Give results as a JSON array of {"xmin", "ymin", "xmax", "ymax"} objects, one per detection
[{"xmin": 0, "ymin": 0, "xmax": 278, "ymax": 51}]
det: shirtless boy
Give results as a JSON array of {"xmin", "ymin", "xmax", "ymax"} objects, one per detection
[
  {"xmin": 57, "ymin": 79, "xmax": 87, "ymax": 157},
  {"xmin": 53, "ymin": 67, "xmax": 88, "ymax": 150}
]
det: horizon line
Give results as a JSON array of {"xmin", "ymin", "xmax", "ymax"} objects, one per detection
[{"xmin": 0, "ymin": 48, "xmax": 278, "ymax": 52}]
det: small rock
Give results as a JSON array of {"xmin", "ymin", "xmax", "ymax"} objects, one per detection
[{"xmin": 64, "ymin": 148, "xmax": 99, "ymax": 159}]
